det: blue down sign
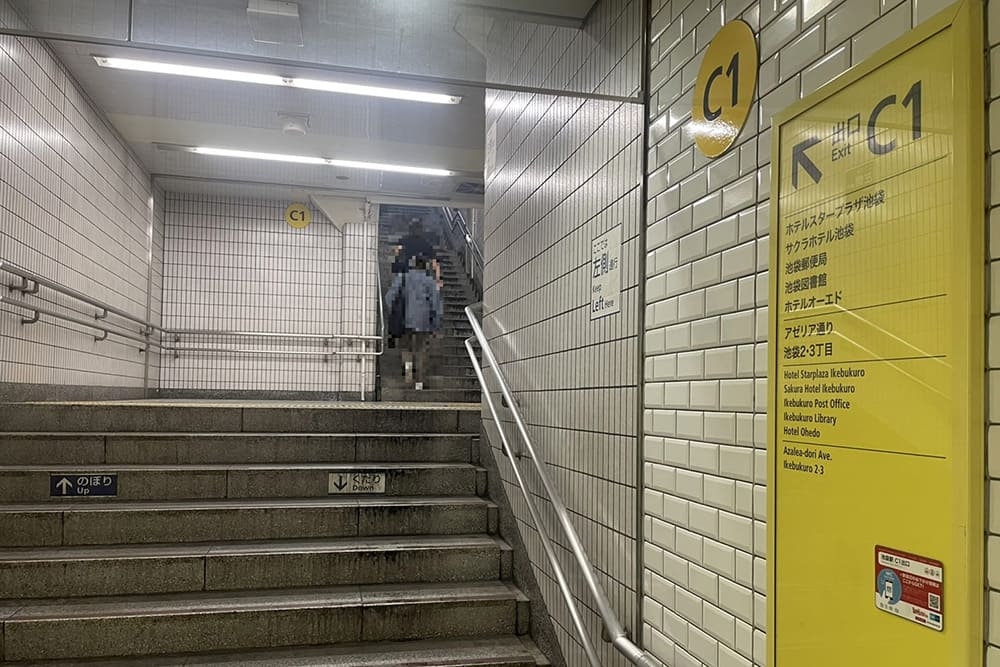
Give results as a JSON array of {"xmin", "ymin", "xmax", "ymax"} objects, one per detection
[{"xmin": 50, "ymin": 473, "xmax": 118, "ymax": 497}]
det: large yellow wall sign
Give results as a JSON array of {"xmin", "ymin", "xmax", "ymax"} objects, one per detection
[{"xmin": 768, "ymin": 1, "xmax": 983, "ymax": 665}]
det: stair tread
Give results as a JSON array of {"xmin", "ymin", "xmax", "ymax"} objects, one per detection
[
  {"xmin": 0, "ymin": 534, "xmax": 510, "ymax": 562},
  {"xmin": 0, "ymin": 496, "xmax": 496, "ymax": 513},
  {"xmin": 1, "ymin": 581, "xmax": 524, "ymax": 620},
  {"xmin": 0, "ymin": 636, "xmax": 548, "ymax": 666}
]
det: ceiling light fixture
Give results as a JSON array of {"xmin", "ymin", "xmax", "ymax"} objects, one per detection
[
  {"xmin": 188, "ymin": 146, "xmax": 455, "ymax": 176},
  {"xmin": 93, "ymin": 56, "xmax": 463, "ymax": 105}
]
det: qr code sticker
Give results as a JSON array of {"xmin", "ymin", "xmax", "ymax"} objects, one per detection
[{"xmin": 928, "ymin": 593, "xmax": 941, "ymax": 611}]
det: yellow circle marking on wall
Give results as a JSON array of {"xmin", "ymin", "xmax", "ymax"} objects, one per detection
[
  {"xmin": 691, "ymin": 20, "xmax": 759, "ymax": 158},
  {"xmin": 285, "ymin": 203, "xmax": 311, "ymax": 229}
]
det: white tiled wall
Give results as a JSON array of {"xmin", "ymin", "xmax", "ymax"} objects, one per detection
[
  {"xmin": 159, "ymin": 194, "xmax": 377, "ymax": 395},
  {"xmin": 642, "ymin": 1, "xmax": 971, "ymax": 666},
  {"xmin": 483, "ymin": 1, "xmax": 644, "ymax": 664},
  {"xmin": 0, "ymin": 1, "xmax": 160, "ymax": 396}
]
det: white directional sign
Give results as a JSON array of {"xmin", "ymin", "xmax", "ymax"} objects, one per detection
[
  {"xmin": 591, "ymin": 225, "xmax": 622, "ymax": 320},
  {"xmin": 328, "ymin": 471, "xmax": 386, "ymax": 494}
]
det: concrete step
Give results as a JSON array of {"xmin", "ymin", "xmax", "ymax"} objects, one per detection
[
  {"xmin": 379, "ymin": 376, "xmax": 479, "ymax": 392},
  {"xmin": 430, "ymin": 375, "xmax": 480, "ymax": 389},
  {"xmin": 381, "ymin": 388, "xmax": 481, "ymax": 404},
  {"xmin": 382, "ymin": 356, "xmax": 474, "ymax": 371},
  {"xmin": 430, "ymin": 364, "xmax": 477, "ymax": 376},
  {"xmin": 0, "ymin": 535, "xmax": 512, "ymax": 599},
  {"xmin": 0, "ymin": 463, "xmax": 486, "ymax": 501},
  {"xmin": 0, "ymin": 581, "xmax": 529, "ymax": 661},
  {"xmin": 0, "ymin": 433, "xmax": 477, "ymax": 465},
  {"xmin": 0, "ymin": 636, "xmax": 550, "ymax": 665},
  {"xmin": 0, "ymin": 402, "xmax": 480, "ymax": 434},
  {"xmin": 0, "ymin": 496, "xmax": 498, "ymax": 547}
]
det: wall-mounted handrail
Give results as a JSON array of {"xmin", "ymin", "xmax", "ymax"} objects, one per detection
[
  {"xmin": 1, "ymin": 259, "xmax": 158, "ymax": 332},
  {"xmin": 0, "ymin": 293, "xmax": 159, "ymax": 349},
  {"xmin": 0, "ymin": 258, "xmax": 385, "ymax": 358},
  {"xmin": 465, "ymin": 335, "xmax": 602, "ymax": 667},
  {"xmin": 165, "ymin": 329, "xmax": 382, "ymax": 341},
  {"xmin": 464, "ymin": 304, "xmax": 659, "ymax": 667},
  {"xmin": 158, "ymin": 347, "xmax": 348, "ymax": 357}
]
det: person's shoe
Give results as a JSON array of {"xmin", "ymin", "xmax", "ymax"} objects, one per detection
[{"xmin": 414, "ymin": 382, "xmax": 424, "ymax": 390}]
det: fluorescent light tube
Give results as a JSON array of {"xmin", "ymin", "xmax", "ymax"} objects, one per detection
[
  {"xmin": 192, "ymin": 147, "xmax": 328, "ymax": 165},
  {"xmin": 190, "ymin": 146, "xmax": 454, "ymax": 176},
  {"xmin": 326, "ymin": 158, "xmax": 454, "ymax": 176},
  {"xmin": 94, "ymin": 57, "xmax": 284, "ymax": 85},
  {"xmin": 93, "ymin": 56, "xmax": 462, "ymax": 104},
  {"xmin": 292, "ymin": 78, "xmax": 462, "ymax": 104}
]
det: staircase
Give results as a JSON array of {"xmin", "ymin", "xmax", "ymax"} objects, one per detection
[
  {"xmin": 0, "ymin": 400, "xmax": 548, "ymax": 665},
  {"xmin": 379, "ymin": 211, "xmax": 480, "ymax": 404}
]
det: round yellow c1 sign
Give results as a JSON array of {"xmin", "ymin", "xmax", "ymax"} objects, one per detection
[
  {"xmin": 285, "ymin": 203, "xmax": 311, "ymax": 229},
  {"xmin": 691, "ymin": 20, "xmax": 759, "ymax": 158}
]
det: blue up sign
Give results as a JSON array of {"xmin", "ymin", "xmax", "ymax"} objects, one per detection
[{"xmin": 50, "ymin": 473, "xmax": 118, "ymax": 497}]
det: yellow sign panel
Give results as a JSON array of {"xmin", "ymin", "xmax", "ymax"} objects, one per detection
[
  {"xmin": 285, "ymin": 203, "xmax": 311, "ymax": 229},
  {"xmin": 768, "ymin": 2, "xmax": 983, "ymax": 666},
  {"xmin": 692, "ymin": 20, "xmax": 758, "ymax": 158}
]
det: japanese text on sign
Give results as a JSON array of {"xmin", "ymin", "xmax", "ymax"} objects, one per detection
[
  {"xmin": 769, "ymin": 3, "xmax": 984, "ymax": 665},
  {"xmin": 591, "ymin": 226, "xmax": 622, "ymax": 320},
  {"xmin": 50, "ymin": 473, "xmax": 118, "ymax": 497}
]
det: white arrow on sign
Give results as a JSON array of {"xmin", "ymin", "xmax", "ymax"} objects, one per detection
[{"xmin": 56, "ymin": 477, "xmax": 73, "ymax": 495}]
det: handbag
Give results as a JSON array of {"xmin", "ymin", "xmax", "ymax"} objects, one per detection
[{"xmin": 387, "ymin": 275, "xmax": 407, "ymax": 339}]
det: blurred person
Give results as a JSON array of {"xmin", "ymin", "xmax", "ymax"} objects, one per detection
[
  {"xmin": 396, "ymin": 218, "xmax": 441, "ymax": 287},
  {"xmin": 385, "ymin": 255, "xmax": 442, "ymax": 389}
]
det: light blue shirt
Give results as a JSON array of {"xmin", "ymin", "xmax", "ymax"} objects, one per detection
[{"xmin": 386, "ymin": 270, "xmax": 443, "ymax": 333}]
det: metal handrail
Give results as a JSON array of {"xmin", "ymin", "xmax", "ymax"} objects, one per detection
[
  {"xmin": 165, "ymin": 329, "xmax": 381, "ymax": 342},
  {"xmin": 442, "ymin": 207, "xmax": 485, "ymax": 269},
  {"xmin": 1, "ymin": 258, "xmax": 385, "ymax": 357},
  {"xmin": 464, "ymin": 304, "xmax": 658, "ymax": 667},
  {"xmin": 465, "ymin": 335, "xmax": 602, "ymax": 667},
  {"xmin": 1, "ymin": 259, "xmax": 159, "ymax": 332},
  {"xmin": 0, "ymin": 293, "xmax": 161, "ymax": 349}
]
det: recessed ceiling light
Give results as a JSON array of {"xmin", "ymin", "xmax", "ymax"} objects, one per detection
[
  {"xmin": 93, "ymin": 56, "xmax": 463, "ymax": 105},
  {"xmin": 183, "ymin": 146, "xmax": 454, "ymax": 177}
]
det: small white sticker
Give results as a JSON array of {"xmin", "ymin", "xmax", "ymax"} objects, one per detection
[{"xmin": 328, "ymin": 471, "xmax": 386, "ymax": 494}]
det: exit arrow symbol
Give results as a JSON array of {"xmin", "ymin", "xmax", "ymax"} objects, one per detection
[
  {"xmin": 792, "ymin": 136, "xmax": 822, "ymax": 188},
  {"xmin": 333, "ymin": 475, "xmax": 348, "ymax": 491},
  {"xmin": 56, "ymin": 477, "xmax": 72, "ymax": 495}
]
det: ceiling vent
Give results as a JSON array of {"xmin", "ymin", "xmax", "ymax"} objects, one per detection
[
  {"xmin": 455, "ymin": 181, "xmax": 485, "ymax": 195},
  {"xmin": 247, "ymin": 0, "xmax": 304, "ymax": 46}
]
